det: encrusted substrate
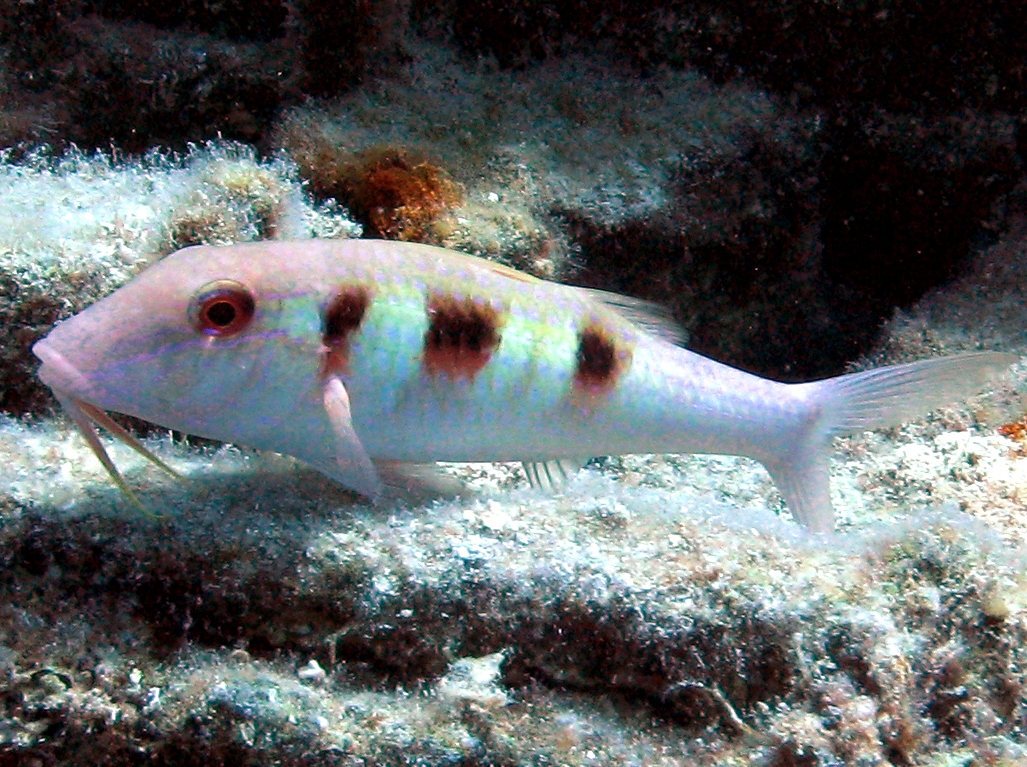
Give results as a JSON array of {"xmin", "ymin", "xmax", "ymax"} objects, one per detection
[
  {"xmin": 1, "ymin": 419, "xmax": 1027, "ymax": 764},
  {"xmin": 271, "ymin": 46, "xmax": 772, "ymax": 249},
  {"xmin": 0, "ymin": 143, "xmax": 360, "ymax": 415},
  {"xmin": 862, "ymin": 212, "xmax": 1027, "ymax": 369}
]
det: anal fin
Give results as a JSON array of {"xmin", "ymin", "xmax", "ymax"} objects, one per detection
[{"xmin": 763, "ymin": 449, "xmax": 832, "ymax": 534}]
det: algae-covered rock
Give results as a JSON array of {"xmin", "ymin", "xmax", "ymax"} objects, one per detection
[{"xmin": 1, "ymin": 424, "xmax": 1026, "ymax": 764}]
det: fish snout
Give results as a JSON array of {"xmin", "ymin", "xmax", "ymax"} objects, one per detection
[{"xmin": 33, "ymin": 337, "xmax": 98, "ymax": 401}]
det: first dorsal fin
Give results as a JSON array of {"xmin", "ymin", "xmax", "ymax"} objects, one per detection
[
  {"xmin": 438, "ymin": 247, "xmax": 543, "ymax": 285},
  {"xmin": 478, "ymin": 258, "xmax": 543, "ymax": 284}
]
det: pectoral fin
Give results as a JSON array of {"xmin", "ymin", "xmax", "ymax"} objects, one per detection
[{"xmin": 322, "ymin": 375, "xmax": 383, "ymax": 500}]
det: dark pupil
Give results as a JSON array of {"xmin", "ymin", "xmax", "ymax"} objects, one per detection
[{"xmin": 206, "ymin": 301, "xmax": 237, "ymax": 327}]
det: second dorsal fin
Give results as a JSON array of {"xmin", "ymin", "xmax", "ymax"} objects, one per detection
[{"xmin": 522, "ymin": 459, "xmax": 588, "ymax": 491}]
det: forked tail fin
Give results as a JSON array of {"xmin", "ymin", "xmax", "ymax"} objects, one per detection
[{"xmin": 766, "ymin": 351, "xmax": 1017, "ymax": 533}]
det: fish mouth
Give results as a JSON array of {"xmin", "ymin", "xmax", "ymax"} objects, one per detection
[{"xmin": 33, "ymin": 338, "xmax": 98, "ymax": 402}]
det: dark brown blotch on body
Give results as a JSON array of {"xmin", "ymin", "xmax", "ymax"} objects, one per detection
[
  {"xmin": 574, "ymin": 323, "xmax": 629, "ymax": 395},
  {"xmin": 423, "ymin": 293, "xmax": 502, "ymax": 381},
  {"xmin": 321, "ymin": 285, "xmax": 371, "ymax": 376}
]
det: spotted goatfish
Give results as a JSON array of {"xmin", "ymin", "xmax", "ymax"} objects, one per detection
[{"xmin": 33, "ymin": 239, "xmax": 1013, "ymax": 531}]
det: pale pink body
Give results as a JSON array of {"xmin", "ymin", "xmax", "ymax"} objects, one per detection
[{"xmin": 34, "ymin": 240, "xmax": 1012, "ymax": 531}]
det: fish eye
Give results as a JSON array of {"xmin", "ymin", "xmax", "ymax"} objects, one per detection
[{"xmin": 190, "ymin": 280, "xmax": 255, "ymax": 337}]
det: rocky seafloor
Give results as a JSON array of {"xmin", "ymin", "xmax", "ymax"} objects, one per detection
[
  {"xmin": 3, "ymin": 14, "xmax": 1027, "ymax": 763},
  {"xmin": 3, "ymin": 420, "xmax": 1027, "ymax": 766}
]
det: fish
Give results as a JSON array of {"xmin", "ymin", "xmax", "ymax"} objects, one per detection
[{"xmin": 32, "ymin": 239, "xmax": 1014, "ymax": 531}]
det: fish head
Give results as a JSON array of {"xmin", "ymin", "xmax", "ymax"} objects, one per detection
[{"xmin": 33, "ymin": 242, "xmax": 329, "ymax": 448}]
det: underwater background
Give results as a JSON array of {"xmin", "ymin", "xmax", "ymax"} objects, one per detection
[{"xmin": 2, "ymin": 1, "xmax": 1027, "ymax": 763}]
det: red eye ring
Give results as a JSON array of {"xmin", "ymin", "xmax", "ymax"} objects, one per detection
[{"xmin": 190, "ymin": 280, "xmax": 255, "ymax": 337}]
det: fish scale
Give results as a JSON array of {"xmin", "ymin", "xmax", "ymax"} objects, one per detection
[{"xmin": 33, "ymin": 239, "xmax": 1015, "ymax": 531}]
